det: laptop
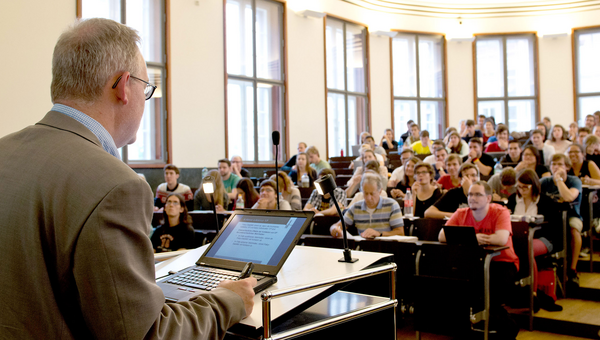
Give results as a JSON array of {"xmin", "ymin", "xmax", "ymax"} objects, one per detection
[
  {"xmin": 158, "ymin": 209, "xmax": 314, "ymax": 302},
  {"xmin": 442, "ymin": 226, "xmax": 479, "ymax": 247}
]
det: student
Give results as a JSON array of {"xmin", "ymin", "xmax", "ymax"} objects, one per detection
[
  {"xmin": 462, "ymin": 137, "xmax": 495, "ymax": 181},
  {"xmin": 461, "ymin": 119, "xmax": 483, "ymax": 144},
  {"xmin": 218, "ymin": 158, "xmax": 241, "ymax": 201},
  {"xmin": 412, "ymin": 162, "xmax": 443, "ymax": 218},
  {"xmin": 390, "ymin": 157, "xmax": 419, "ymax": 199},
  {"xmin": 271, "ymin": 172, "xmax": 302, "ymax": 210},
  {"xmin": 499, "ymin": 140, "xmax": 522, "ymax": 166},
  {"xmin": 194, "ymin": 170, "xmax": 231, "ymax": 211},
  {"xmin": 235, "ymin": 178, "xmax": 260, "ymax": 208},
  {"xmin": 304, "ymin": 168, "xmax": 347, "ymax": 216},
  {"xmin": 381, "ymin": 128, "xmax": 399, "ymax": 150},
  {"xmin": 388, "ymin": 149, "xmax": 415, "ymax": 187},
  {"xmin": 577, "ymin": 127, "xmax": 591, "ymax": 145},
  {"xmin": 437, "ymin": 154, "xmax": 463, "ymax": 190},
  {"xmin": 585, "ymin": 114, "xmax": 596, "ymax": 130},
  {"xmin": 447, "ymin": 131, "xmax": 469, "ymax": 157},
  {"xmin": 545, "ymin": 125, "xmax": 572, "ymax": 155},
  {"xmin": 289, "ymin": 152, "xmax": 317, "ymax": 187},
  {"xmin": 399, "ymin": 120, "xmax": 415, "ymax": 143},
  {"xmin": 151, "ymin": 194, "xmax": 195, "ymax": 252},
  {"xmin": 514, "ymin": 145, "xmax": 551, "ymax": 179},
  {"xmin": 487, "ymin": 167, "xmax": 517, "ymax": 202},
  {"xmin": 155, "ymin": 164, "xmax": 194, "ymax": 211},
  {"xmin": 405, "ymin": 124, "xmax": 421, "ymax": 146},
  {"xmin": 425, "ymin": 163, "xmax": 479, "ymax": 219},
  {"xmin": 410, "ymin": 130, "xmax": 433, "ymax": 155},
  {"xmin": 252, "ymin": 180, "xmax": 292, "ymax": 210},
  {"xmin": 566, "ymin": 144, "xmax": 600, "ymax": 186},
  {"xmin": 230, "ymin": 155, "xmax": 250, "ymax": 178},
  {"xmin": 346, "ymin": 150, "xmax": 388, "ymax": 197},
  {"xmin": 484, "ymin": 124, "xmax": 509, "ymax": 152},
  {"xmin": 307, "ymin": 146, "xmax": 332, "ymax": 173},
  {"xmin": 482, "ymin": 118, "xmax": 496, "ymax": 144},
  {"xmin": 568, "ymin": 122, "xmax": 579, "ymax": 142},
  {"xmin": 430, "ymin": 147, "xmax": 449, "ymax": 180},
  {"xmin": 282, "ymin": 142, "xmax": 307, "ymax": 171}
]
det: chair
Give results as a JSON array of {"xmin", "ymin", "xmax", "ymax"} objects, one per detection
[
  {"xmin": 581, "ymin": 187, "xmax": 597, "ymax": 273},
  {"xmin": 510, "ymin": 221, "xmax": 540, "ymax": 331}
]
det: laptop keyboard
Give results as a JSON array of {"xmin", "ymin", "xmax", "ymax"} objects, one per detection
[{"xmin": 167, "ymin": 267, "xmax": 265, "ymax": 292}]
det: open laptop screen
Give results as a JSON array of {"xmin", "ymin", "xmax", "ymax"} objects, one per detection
[{"xmin": 203, "ymin": 213, "xmax": 308, "ymax": 267}]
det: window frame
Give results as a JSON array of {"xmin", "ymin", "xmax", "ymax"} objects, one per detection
[
  {"xmin": 473, "ymin": 32, "xmax": 540, "ymax": 130},
  {"xmin": 572, "ymin": 25, "xmax": 600, "ymax": 125},
  {"xmin": 223, "ymin": 0, "xmax": 289, "ymax": 166},
  {"xmin": 389, "ymin": 30, "xmax": 448, "ymax": 141},
  {"xmin": 76, "ymin": 0, "xmax": 171, "ymax": 168},
  {"xmin": 323, "ymin": 14, "xmax": 371, "ymax": 160}
]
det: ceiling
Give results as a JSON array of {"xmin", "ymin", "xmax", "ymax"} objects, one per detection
[{"xmin": 342, "ymin": 0, "xmax": 600, "ymax": 18}]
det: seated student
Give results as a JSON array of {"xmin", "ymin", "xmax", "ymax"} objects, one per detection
[
  {"xmin": 462, "ymin": 137, "xmax": 495, "ymax": 181},
  {"xmin": 437, "ymin": 154, "xmax": 463, "ymax": 190},
  {"xmin": 477, "ymin": 114, "xmax": 487, "ymax": 131},
  {"xmin": 194, "ymin": 170, "xmax": 231, "ymax": 211},
  {"xmin": 252, "ymin": 180, "xmax": 292, "ymax": 210},
  {"xmin": 536, "ymin": 122, "xmax": 549, "ymax": 142},
  {"xmin": 304, "ymin": 168, "xmax": 347, "ymax": 216},
  {"xmin": 506, "ymin": 169, "xmax": 563, "ymax": 312},
  {"xmin": 271, "ymin": 172, "xmax": 302, "ymax": 210},
  {"xmin": 400, "ymin": 120, "xmax": 415, "ymax": 143},
  {"xmin": 447, "ymin": 131, "xmax": 469, "ymax": 157},
  {"xmin": 484, "ymin": 124, "xmax": 510, "ymax": 152},
  {"xmin": 429, "ymin": 146, "xmax": 448, "ymax": 180},
  {"xmin": 422, "ymin": 140, "xmax": 446, "ymax": 164},
  {"xmin": 218, "ymin": 158, "xmax": 241, "ymax": 201},
  {"xmin": 515, "ymin": 145, "xmax": 552, "ymax": 179},
  {"xmin": 390, "ymin": 157, "xmax": 419, "ymax": 199},
  {"xmin": 541, "ymin": 154, "xmax": 583, "ymax": 288},
  {"xmin": 289, "ymin": 152, "xmax": 317, "ymax": 187},
  {"xmin": 347, "ymin": 168, "xmax": 390, "ymax": 207},
  {"xmin": 482, "ymin": 118, "xmax": 496, "ymax": 144},
  {"xmin": 405, "ymin": 124, "xmax": 421, "ymax": 146},
  {"xmin": 282, "ymin": 142, "xmax": 307, "ymax": 171},
  {"xmin": 350, "ymin": 144, "xmax": 385, "ymax": 169},
  {"xmin": 586, "ymin": 114, "xmax": 596, "ymax": 130},
  {"xmin": 151, "ymin": 194, "xmax": 195, "ymax": 252},
  {"xmin": 487, "ymin": 167, "xmax": 517, "ymax": 202},
  {"xmin": 567, "ymin": 143, "xmax": 600, "ymax": 186},
  {"xmin": 388, "ymin": 149, "xmax": 415, "ymax": 186},
  {"xmin": 499, "ymin": 140, "xmax": 522, "ymax": 166},
  {"xmin": 235, "ymin": 178, "xmax": 260, "ymax": 209},
  {"xmin": 380, "ymin": 128, "xmax": 399, "ymax": 150},
  {"xmin": 439, "ymin": 181, "xmax": 520, "ymax": 339},
  {"xmin": 411, "ymin": 130, "xmax": 434, "ymax": 155},
  {"xmin": 307, "ymin": 146, "xmax": 332, "ymax": 173},
  {"xmin": 568, "ymin": 122, "xmax": 579, "ymax": 142},
  {"xmin": 583, "ymin": 134, "xmax": 600, "ymax": 168},
  {"xmin": 154, "ymin": 164, "xmax": 194, "ymax": 211},
  {"xmin": 330, "ymin": 172, "xmax": 404, "ymax": 238},
  {"xmin": 365, "ymin": 135, "xmax": 387, "ymax": 159},
  {"xmin": 461, "ymin": 119, "xmax": 483, "ymax": 144},
  {"xmin": 442, "ymin": 126, "xmax": 457, "ymax": 145},
  {"xmin": 425, "ymin": 163, "xmax": 479, "ymax": 219},
  {"xmin": 577, "ymin": 127, "xmax": 591, "ymax": 145},
  {"xmin": 545, "ymin": 125, "xmax": 572, "ymax": 155},
  {"xmin": 413, "ymin": 162, "xmax": 443, "ymax": 218},
  {"xmin": 346, "ymin": 150, "xmax": 388, "ymax": 197},
  {"xmin": 230, "ymin": 155, "xmax": 251, "ymax": 178},
  {"xmin": 531, "ymin": 129, "xmax": 555, "ymax": 165}
]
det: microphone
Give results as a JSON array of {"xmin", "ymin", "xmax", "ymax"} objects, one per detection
[
  {"xmin": 272, "ymin": 131, "xmax": 280, "ymax": 146},
  {"xmin": 272, "ymin": 131, "xmax": 280, "ymax": 210}
]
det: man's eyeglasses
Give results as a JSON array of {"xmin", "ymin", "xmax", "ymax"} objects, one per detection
[{"xmin": 112, "ymin": 75, "xmax": 157, "ymax": 100}]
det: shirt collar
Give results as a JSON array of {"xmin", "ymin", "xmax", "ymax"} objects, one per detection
[
  {"xmin": 51, "ymin": 104, "xmax": 120, "ymax": 159},
  {"xmin": 361, "ymin": 196, "xmax": 383, "ymax": 210}
]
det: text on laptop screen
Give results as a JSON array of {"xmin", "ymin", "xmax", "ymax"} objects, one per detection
[{"xmin": 204, "ymin": 215, "xmax": 306, "ymax": 266}]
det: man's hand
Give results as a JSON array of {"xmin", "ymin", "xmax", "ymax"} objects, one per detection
[
  {"xmin": 360, "ymin": 228, "xmax": 380, "ymax": 238},
  {"xmin": 254, "ymin": 198, "xmax": 269, "ymax": 209},
  {"xmin": 330, "ymin": 224, "xmax": 343, "ymax": 238},
  {"xmin": 553, "ymin": 169, "xmax": 567, "ymax": 184},
  {"xmin": 476, "ymin": 233, "xmax": 491, "ymax": 245},
  {"xmin": 215, "ymin": 204, "xmax": 225, "ymax": 212},
  {"xmin": 412, "ymin": 181, "xmax": 421, "ymax": 192},
  {"xmin": 218, "ymin": 278, "xmax": 257, "ymax": 318},
  {"xmin": 461, "ymin": 176, "xmax": 472, "ymax": 191},
  {"xmin": 468, "ymin": 149, "xmax": 477, "ymax": 160},
  {"xmin": 435, "ymin": 161, "xmax": 445, "ymax": 171}
]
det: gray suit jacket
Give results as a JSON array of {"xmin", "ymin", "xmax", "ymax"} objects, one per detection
[{"xmin": 0, "ymin": 111, "xmax": 245, "ymax": 339}]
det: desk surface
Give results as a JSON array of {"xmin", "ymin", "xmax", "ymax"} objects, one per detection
[{"xmin": 155, "ymin": 245, "xmax": 392, "ymax": 329}]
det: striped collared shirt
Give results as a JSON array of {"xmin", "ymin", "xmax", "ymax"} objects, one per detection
[
  {"xmin": 51, "ymin": 104, "xmax": 120, "ymax": 159},
  {"xmin": 343, "ymin": 197, "xmax": 404, "ymax": 234}
]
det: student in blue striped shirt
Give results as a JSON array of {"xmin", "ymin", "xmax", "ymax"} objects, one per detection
[{"xmin": 330, "ymin": 172, "xmax": 404, "ymax": 238}]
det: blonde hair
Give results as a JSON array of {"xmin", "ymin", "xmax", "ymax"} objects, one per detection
[
  {"xmin": 270, "ymin": 172, "xmax": 294, "ymax": 195},
  {"xmin": 202, "ymin": 170, "xmax": 228, "ymax": 207}
]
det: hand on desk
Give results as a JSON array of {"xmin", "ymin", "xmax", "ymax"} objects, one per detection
[
  {"xmin": 360, "ymin": 228, "xmax": 380, "ymax": 239},
  {"xmin": 330, "ymin": 224, "xmax": 343, "ymax": 238},
  {"xmin": 217, "ymin": 277, "xmax": 257, "ymax": 318},
  {"xmin": 476, "ymin": 233, "xmax": 491, "ymax": 245}
]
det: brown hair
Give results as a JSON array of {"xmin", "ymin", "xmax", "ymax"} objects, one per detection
[
  {"xmin": 162, "ymin": 194, "xmax": 191, "ymax": 227},
  {"xmin": 550, "ymin": 125, "xmax": 568, "ymax": 142},
  {"xmin": 500, "ymin": 167, "xmax": 517, "ymax": 186},
  {"xmin": 236, "ymin": 178, "xmax": 260, "ymax": 207},
  {"xmin": 201, "ymin": 170, "xmax": 227, "ymax": 208},
  {"xmin": 414, "ymin": 162, "xmax": 435, "ymax": 181},
  {"xmin": 164, "ymin": 164, "xmax": 180, "ymax": 175},
  {"xmin": 516, "ymin": 169, "xmax": 541, "ymax": 199},
  {"xmin": 448, "ymin": 131, "xmax": 463, "ymax": 154}
]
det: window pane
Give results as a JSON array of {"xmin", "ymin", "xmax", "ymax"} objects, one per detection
[
  {"xmin": 346, "ymin": 23, "xmax": 366, "ymax": 93},
  {"xmin": 257, "ymin": 83, "xmax": 283, "ymax": 161},
  {"xmin": 327, "ymin": 93, "xmax": 346, "ymax": 157},
  {"xmin": 508, "ymin": 100, "xmax": 535, "ymax": 132},
  {"xmin": 126, "ymin": 0, "xmax": 163, "ymax": 63},
  {"xmin": 128, "ymin": 67, "xmax": 164, "ymax": 161},
  {"xmin": 579, "ymin": 96, "xmax": 600, "ymax": 126},
  {"xmin": 392, "ymin": 34, "xmax": 417, "ymax": 97},
  {"xmin": 326, "ymin": 19, "xmax": 345, "ymax": 91},
  {"xmin": 227, "ymin": 79, "xmax": 255, "ymax": 161},
  {"xmin": 348, "ymin": 96, "xmax": 368, "ymax": 149},
  {"xmin": 476, "ymin": 38, "xmax": 504, "ymax": 97},
  {"xmin": 255, "ymin": 0, "xmax": 282, "ymax": 81},
  {"xmin": 81, "ymin": 0, "xmax": 120, "ymax": 21},
  {"xmin": 578, "ymin": 31, "xmax": 600, "ymax": 94},
  {"xmin": 420, "ymin": 101, "xmax": 444, "ymax": 139},
  {"xmin": 419, "ymin": 36, "xmax": 444, "ymax": 98},
  {"xmin": 226, "ymin": 0, "xmax": 253, "ymax": 77},
  {"xmin": 506, "ymin": 37, "xmax": 534, "ymax": 97},
  {"xmin": 393, "ymin": 100, "xmax": 418, "ymax": 141},
  {"xmin": 478, "ymin": 101, "xmax": 505, "ymax": 125}
]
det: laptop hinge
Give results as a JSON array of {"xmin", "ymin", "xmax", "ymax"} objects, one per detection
[{"xmin": 262, "ymin": 272, "xmax": 270, "ymax": 275}]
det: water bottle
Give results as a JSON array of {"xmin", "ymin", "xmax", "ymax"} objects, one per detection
[
  {"xmin": 236, "ymin": 194, "xmax": 245, "ymax": 209},
  {"xmin": 494, "ymin": 162, "xmax": 503, "ymax": 175},
  {"xmin": 301, "ymin": 173, "xmax": 309, "ymax": 188},
  {"xmin": 202, "ymin": 167, "xmax": 208, "ymax": 179},
  {"xmin": 404, "ymin": 189, "xmax": 414, "ymax": 218},
  {"xmin": 341, "ymin": 149, "xmax": 344, "ymax": 157},
  {"xmin": 398, "ymin": 138, "xmax": 403, "ymax": 149}
]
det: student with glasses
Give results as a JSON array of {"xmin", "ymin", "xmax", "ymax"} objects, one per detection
[
  {"xmin": 412, "ymin": 162, "xmax": 443, "ymax": 218},
  {"xmin": 252, "ymin": 180, "xmax": 291, "ymax": 210},
  {"xmin": 151, "ymin": 194, "xmax": 195, "ymax": 253}
]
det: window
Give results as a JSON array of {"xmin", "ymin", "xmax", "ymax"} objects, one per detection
[
  {"xmin": 225, "ymin": 0, "xmax": 285, "ymax": 163},
  {"xmin": 574, "ymin": 27, "xmax": 600, "ymax": 126},
  {"xmin": 475, "ymin": 34, "xmax": 538, "ymax": 132},
  {"xmin": 80, "ymin": 0, "xmax": 168, "ymax": 165},
  {"xmin": 325, "ymin": 17, "xmax": 369, "ymax": 158},
  {"xmin": 391, "ymin": 33, "xmax": 446, "ymax": 141}
]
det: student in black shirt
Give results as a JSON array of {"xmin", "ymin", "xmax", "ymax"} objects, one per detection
[
  {"xmin": 499, "ymin": 140, "xmax": 522, "ymax": 166},
  {"xmin": 424, "ymin": 163, "xmax": 479, "ymax": 219},
  {"xmin": 462, "ymin": 137, "xmax": 495, "ymax": 181},
  {"xmin": 461, "ymin": 119, "xmax": 483, "ymax": 144},
  {"xmin": 151, "ymin": 194, "xmax": 195, "ymax": 252}
]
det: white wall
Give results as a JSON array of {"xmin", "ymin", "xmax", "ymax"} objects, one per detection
[{"xmin": 2, "ymin": 0, "xmax": 600, "ymax": 167}]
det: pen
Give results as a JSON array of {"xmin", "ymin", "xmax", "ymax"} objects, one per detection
[{"xmin": 238, "ymin": 262, "xmax": 254, "ymax": 280}]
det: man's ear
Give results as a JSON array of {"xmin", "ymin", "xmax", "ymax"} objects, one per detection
[{"xmin": 113, "ymin": 72, "xmax": 130, "ymax": 105}]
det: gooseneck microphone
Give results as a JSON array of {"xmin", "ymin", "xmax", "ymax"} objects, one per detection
[{"xmin": 272, "ymin": 131, "xmax": 280, "ymax": 210}]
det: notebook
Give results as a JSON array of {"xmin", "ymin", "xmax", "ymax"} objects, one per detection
[
  {"xmin": 442, "ymin": 226, "xmax": 479, "ymax": 247},
  {"xmin": 157, "ymin": 209, "xmax": 314, "ymax": 302}
]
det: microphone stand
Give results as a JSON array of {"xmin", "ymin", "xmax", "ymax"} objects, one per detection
[
  {"xmin": 333, "ymin": 197, "xmax": 357, "ymax": 263},
  {"xmin": 275, "ymin": 141, "xmax": 280, "ymax": 210}
]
